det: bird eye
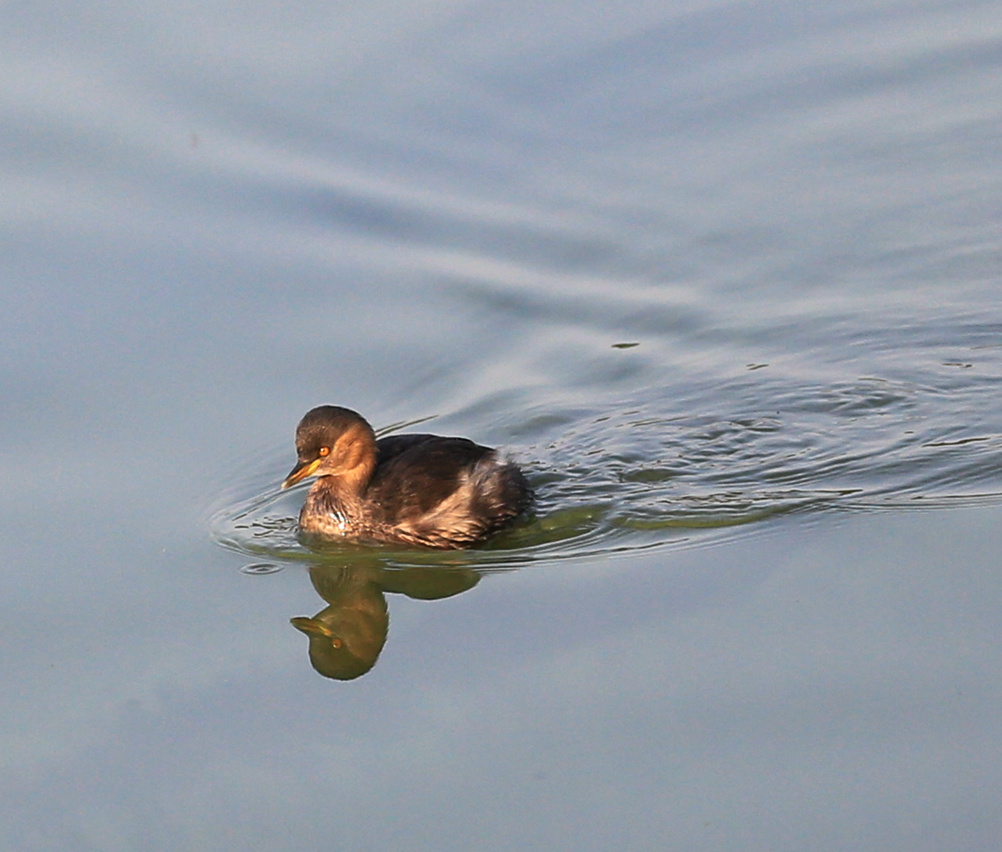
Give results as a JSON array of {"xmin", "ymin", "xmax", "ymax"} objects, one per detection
[{"xmin": 318, "ymin": 446, "xmax": 330, "ymax": 457}]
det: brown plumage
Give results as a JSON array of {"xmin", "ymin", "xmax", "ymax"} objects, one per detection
[{"xmin": 281, "ymin": 406, "xmax": 533, "ymax": 549}]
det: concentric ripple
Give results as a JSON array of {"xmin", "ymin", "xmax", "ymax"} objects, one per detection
[{"xmin": 211, "ymin": 352, "xmax": 1002, "ymax": 570}]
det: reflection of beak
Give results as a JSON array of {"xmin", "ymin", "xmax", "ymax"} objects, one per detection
[
  {"xmin": 291, "ymin": 616, "xmax": 333, "ymax": 637},
  {"xmin": 281, "ymin": 458, "xmax": 322, "ymax": 489},
  {"xmin": 291, "ymin": 616, "xmax": 343, "ymax": 648}
]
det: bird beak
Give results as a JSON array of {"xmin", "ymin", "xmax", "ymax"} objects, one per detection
[{"xmin": 281, "ymin": 458, "xmax": 323, "ymax": 489}]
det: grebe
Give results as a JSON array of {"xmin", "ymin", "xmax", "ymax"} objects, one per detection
[{"xmin": 282, "ymin": 405, "xmax": 533, "ymax": 549}]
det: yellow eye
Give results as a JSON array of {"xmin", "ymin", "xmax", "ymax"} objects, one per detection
[{"xmin": 318, "ymin": 446, "xmax": 330, "ymax": 457}]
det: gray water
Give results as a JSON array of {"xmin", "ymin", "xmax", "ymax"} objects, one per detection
[{"xmin": 4, "ymin": 0, "xmax": 1002, "ymax": 849}]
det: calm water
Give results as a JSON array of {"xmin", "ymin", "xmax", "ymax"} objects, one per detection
[{"xmin": 4, "ymin": 0, "xmax": 1002, "ymax": 849}]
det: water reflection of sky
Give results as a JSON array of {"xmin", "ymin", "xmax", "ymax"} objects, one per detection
[{"xmin": 3, "ymin": 0, "xmax": 1002, "ymax": 848}]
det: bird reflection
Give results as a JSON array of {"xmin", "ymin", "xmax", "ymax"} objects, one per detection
[{"xmin": 291, "ymin": 557, "xmax": 481, "ymax": 680}]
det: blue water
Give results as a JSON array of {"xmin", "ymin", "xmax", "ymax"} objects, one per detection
[{"xmin": 3, "ymin": 0, "xmax": 1002, "ymax": 849}]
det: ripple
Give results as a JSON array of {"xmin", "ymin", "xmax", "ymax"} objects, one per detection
[
  {"xmin": 240, "ymin": 562, "xmax": 285, "ymax": 575},
  {"xmin": 210, "ymin": 358, "xmax": 1002, "ymax": 569}
]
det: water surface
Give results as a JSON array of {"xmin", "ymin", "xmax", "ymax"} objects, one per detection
[{"xmin": 3, "ymin": 0, "xmax": 1002, "ymax": 849}]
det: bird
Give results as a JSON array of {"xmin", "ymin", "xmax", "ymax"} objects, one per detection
[{"xmin": 281, "ymin": 405, "xmax": 533, "ymax": 549}]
